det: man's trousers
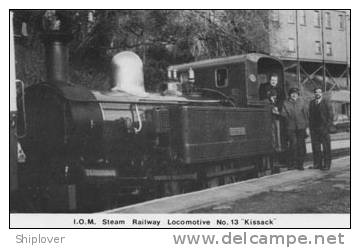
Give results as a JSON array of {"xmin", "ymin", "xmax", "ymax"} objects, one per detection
[
  {"xmin": 287, "ymin": 129, "xmax": 307, "ymax": 169},
  {"xmin": 311, "ymin": 128, "xmax": 331, "ymax": 169}
]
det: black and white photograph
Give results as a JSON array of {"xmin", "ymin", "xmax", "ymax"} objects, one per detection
[{"xmin": 9, "ymin": 9, "xmax": 350, "ymax": 229}]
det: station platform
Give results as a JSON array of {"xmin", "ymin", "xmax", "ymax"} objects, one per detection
[{"xmin": 105, "ymin": 135, "xmax": 350, "ymax": 214}]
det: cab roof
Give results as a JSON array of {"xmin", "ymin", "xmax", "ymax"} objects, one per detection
[{"xmin": 168, "ymin": 53, "xmax": 283, "ymax": 71}]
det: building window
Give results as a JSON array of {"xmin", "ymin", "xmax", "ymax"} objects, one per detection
[
  {"xmin": 288, "ymin": 10, "xmax": 295, "ymax": 24},
  {"xmin": 325, "ymin": 12, "xmax": 331, "ymax": 29},
  {"xmin": 339, "ymin": 14, "xmax": 345, "ymax": 30},
  {"xmin": 326, "ymin": 42, "xmax": 333, "ymax": 56},
  {"xmin": 215, "ymin": 68, "xmax": 229, "ymax": 88},
  {"xmin": 272, "ymin": 10, "xmax": 280, "ymax": 22},
  {"xmin": 299, "ymin": 10, "xmax": 306, "ymax": 25},
  {"xmin": 314, "ymin": 11, "xmax": 321, "ymax": 27},
  {"xmin": 315, "ymin": 41, "xmax": 322, "ymax": 54},
  {"xmin": 288, "ymin": 38, "xmax": 296, "ymax": 52}
]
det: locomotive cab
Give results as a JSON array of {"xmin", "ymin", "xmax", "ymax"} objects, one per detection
[{"xmin": 167, "ymin": 53, "xmax": 285, "ymax": 107}]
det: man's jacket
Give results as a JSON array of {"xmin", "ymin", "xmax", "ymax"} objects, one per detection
[
  {"xmin": 309, "ymin": 98, "xmax": 333, "ymax": 131},
  {"xmin": 280, "ymin": 98, "xmax": 309, "ymax": 130},
  {"xmin": 259, "ymin": 83, "xmax": 286, "ymax": 103}
]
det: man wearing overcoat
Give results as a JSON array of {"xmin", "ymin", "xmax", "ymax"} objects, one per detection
[{"xmin": 281, "ymin": 87, "xmax": 309, "ymax": 170}]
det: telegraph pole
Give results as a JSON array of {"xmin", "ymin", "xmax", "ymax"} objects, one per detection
[
  {"xmin": 344, "ymin": 12, "xmax": 349, "ymax": 89},
  {"xmin": 295, "ymin": 10, "xmax": 301, "ymax": 89},
  {"xmin": 321, "ymin": 10, "xmax": 326, "ymax": 92}
]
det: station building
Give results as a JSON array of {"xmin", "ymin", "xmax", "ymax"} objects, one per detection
[{"xmin": 266, "ymin": 10, "xmax": 350, "ymax": 125}]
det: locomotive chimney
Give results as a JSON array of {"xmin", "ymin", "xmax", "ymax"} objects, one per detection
[
  {"xmin": 41, "ymin": 10, "xmax": 72, "ymax": 83},
  {"xmin": 42, "ymin": 33, "xmax": 72, "ymax": 83},
  {"xmin": 111, "ymin": 51, "xmax": 148, "ymax": 96}
]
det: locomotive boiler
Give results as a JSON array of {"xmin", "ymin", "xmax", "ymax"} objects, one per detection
[{"xmin": 15, "ymin": 31, "xmax": 285, "ymax": 212}]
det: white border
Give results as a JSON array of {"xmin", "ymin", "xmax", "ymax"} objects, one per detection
[{"xmin": 2, "ymin": 4, "xmax": 356, "ymax": 248}]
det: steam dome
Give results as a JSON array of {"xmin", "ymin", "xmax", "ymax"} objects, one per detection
[{"xmin": 111, "ymin": 51, "xmax": 148, "ymax": 97}]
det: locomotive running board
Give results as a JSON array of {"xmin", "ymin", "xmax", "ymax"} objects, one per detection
[{"xmin": 153, "ymin": 173, "xmax": 197, "ymax": 181}]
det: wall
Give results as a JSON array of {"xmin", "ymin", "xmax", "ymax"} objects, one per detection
[{"xmin": 269, "ymin": 10, "xmax": 349, "ymax": 63}]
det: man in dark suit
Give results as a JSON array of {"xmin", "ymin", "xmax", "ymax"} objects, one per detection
[{"xmin": 309, "ymin": 87, "xmax": 333, "ymax": 170}]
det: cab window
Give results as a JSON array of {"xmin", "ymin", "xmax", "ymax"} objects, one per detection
[{"xmin": 215, "ymin": 68, "xmax": 229, "ymax": 88}]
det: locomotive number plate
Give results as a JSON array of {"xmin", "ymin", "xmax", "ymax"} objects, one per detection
[{"xmin": 229, "ymin": 127, "xmax": 246, "ymax": 136}]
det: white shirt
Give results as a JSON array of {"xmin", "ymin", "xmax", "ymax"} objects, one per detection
[{"xmin": 315, "ymin": 97, "xmax": 322, "ymax": 104}]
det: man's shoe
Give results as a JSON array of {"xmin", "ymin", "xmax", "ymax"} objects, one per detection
[
  {"xmin": 309, "ymin": 166, "xmax": 319, "ymax": 169},
  {"xmin": 288, "ymin": 164, "xmax": 295, "ymax": 170}
]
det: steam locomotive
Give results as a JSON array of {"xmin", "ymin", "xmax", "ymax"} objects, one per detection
[{"xmin": 12, "ymin": 31, "xmax": 285, "ymax": 212}]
